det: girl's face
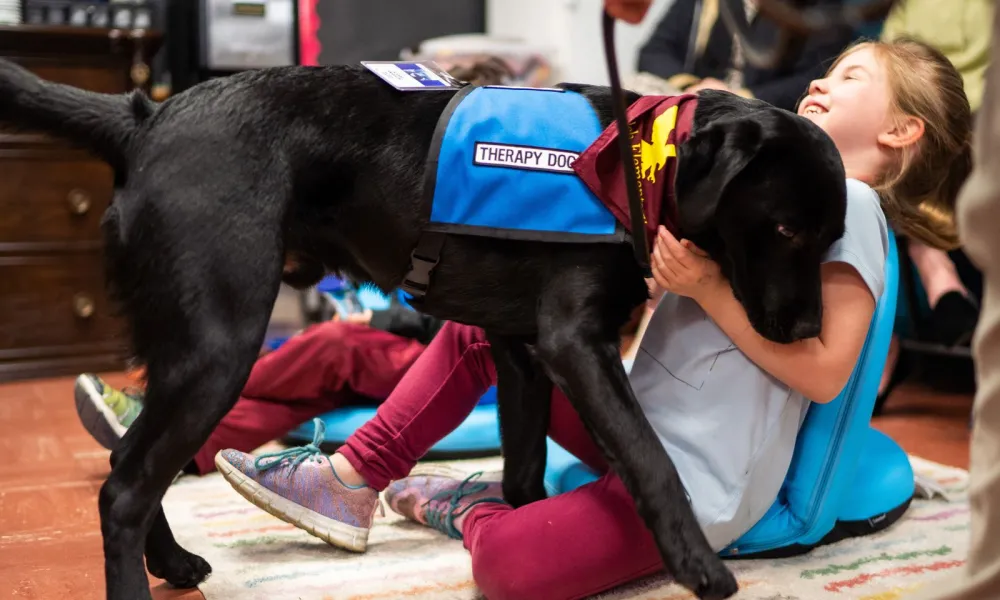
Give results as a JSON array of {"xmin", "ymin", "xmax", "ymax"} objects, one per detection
[{"xmin": 797, "ymin": 47, "xmax": 894, "ymax": 159}]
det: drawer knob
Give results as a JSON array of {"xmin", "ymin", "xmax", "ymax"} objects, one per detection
[
  {"xmin": 131, "ymin": 62, "xmax": 151, "ymax": 87},
  {"xmin": 67, "ymin": 189, "xmax": 92, "ymax": 215},
  {"xmin": 73, "ymin": 293, "xmax": 95, "ymax": 319}
]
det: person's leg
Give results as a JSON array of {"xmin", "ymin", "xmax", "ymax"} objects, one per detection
[
  {"xmin": 335, "ymin": 321, "xmax": 496, "ymax": 489},
  {"xmin": 951, "ymin": 247, "xmax": 984, "ymax": 301},
  {"xmin": 920, "ymin": 9, "xmax": 1000, "ymax": 598},
  {"xmin": 909, "ymin": 241, "xmax": 979, "ymax": 345},
  {"xmin": 215, "ymin": 322, "xmax": 497, "ymax": 550},
  {"xmin": 190, "ymin": 320, "xmax": 426, "ymax": 473},
  {"xmin": 387, "ymin": 390, "xmax": 664, "ymax": 600},
  {"xmin": 909, "ymin": 242, "xmax": 972, "ymax": 309},
  {"xmin": 468, "ymin": 389, "xmax": 666, "ymax": 600},
  {"xmin": 879, "ymin": 243, "xmax": 980, "ymax": 403},
  {"xmin": 464, "ymin": 473, "xmax": 662, "ymax": 600}
]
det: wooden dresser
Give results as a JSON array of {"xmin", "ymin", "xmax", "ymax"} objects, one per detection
[{"xmin": 0, "ymin": 26, "xmax": 161, "ymax": 382}]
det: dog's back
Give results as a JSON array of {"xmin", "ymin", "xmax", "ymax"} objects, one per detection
[{"xmin": 0, "ymin": 60, "xmax": 469, "ymax": 358}]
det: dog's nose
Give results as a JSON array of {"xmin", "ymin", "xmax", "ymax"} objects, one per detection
[{"xmin": 789, "ymin": 320, "xmax": 822, "ymax": 341}]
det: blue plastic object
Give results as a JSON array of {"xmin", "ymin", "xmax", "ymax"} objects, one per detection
[
  {"xmin": 286, "ymin": 394, "xmax": 501, "ymax": 457},
  {"xmin": 265, "ymin": 336, "xmax": 291, "ymax": 352},
  {"xmin": 543, "ymin": 234, "xmax": 915, "ymax": 557},
  {"xmin": 543, "ymin": 437, "xmax": 602, "ymax": 497},
  {"xmin": 316, "ymin": 276, "xmax": 395, "ymax": 316},
  {"xmin": 315, "ymin": 275, "xmax": 351, "ymax": 294},
  {"xmin": 283, "ymin": 279, "xmax": 501, "ymax": 456}
]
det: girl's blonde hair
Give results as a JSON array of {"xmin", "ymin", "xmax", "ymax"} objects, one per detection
[{"xmin": 828, "ymin": 38, "xmax": 973, "ymax": 250}]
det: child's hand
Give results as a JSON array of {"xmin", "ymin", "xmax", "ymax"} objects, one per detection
[
  {"xmin": 651, "ymin": 226, "xmax": 723, "ymax": 302},
  {"xmin": 646, "ymin": 276, "xmax": 666, "ymax": 309},
  {"xmin": 332, "ymin": 309, "xmax": 373, "ymax": 326},
  {"xmin": 345, "ymin": 309, "xmax": 374, "ymax": 325}
]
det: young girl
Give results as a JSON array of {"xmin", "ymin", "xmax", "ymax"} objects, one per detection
[{"xmin": 216, "ymin": 38, "xmax": 972, "ymax": 600}]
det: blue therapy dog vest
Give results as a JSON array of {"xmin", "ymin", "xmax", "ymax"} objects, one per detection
[{"xmin": 425, "ymin": 86, "xmax": 625, "ymax": 243}]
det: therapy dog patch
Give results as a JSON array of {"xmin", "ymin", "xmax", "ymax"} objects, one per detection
[
  {"xmin": 424, "ymin": 85, "xmax": 697, "ymax": 244},
  {"xmin": 473, "ymin": 143, "xmax": 580, "ymax": 174},
  {"xmin": 425, "ymin": 86, "xmax": 622, "ymax": 242}
]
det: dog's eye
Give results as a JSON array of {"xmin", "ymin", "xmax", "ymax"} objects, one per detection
[{"xmin": 777, "ymin": 225, "xmax": 796, "ymax": 239}]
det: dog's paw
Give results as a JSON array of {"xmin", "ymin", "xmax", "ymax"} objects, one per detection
[
  {"xmin": 147, "ymin": 546, "xmax": 213, "ymax": 588},
  {"xmin": 674, "ymin": 556, "xmax": 738, "ymax": 600}
]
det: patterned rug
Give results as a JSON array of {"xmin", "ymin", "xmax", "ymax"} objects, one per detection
[{"xmin": 161, "ymin": 455, "xmax": 969, "ymax": 600}]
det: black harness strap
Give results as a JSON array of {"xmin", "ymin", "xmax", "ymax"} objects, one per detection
[
  {"xmin": 401, "ymin": 84, "xmax": 477, "ymax": 301},
  {"xmin": 401, "ymin": 230, "xmax": 447, "ymax": 299}
]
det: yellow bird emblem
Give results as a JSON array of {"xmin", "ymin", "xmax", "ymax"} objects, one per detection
[{"xmin": 639, "ymin": 105, "xmax": 679, "ymax": 184}]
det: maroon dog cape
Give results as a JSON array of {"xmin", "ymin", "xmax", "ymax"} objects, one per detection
[{"xmin": 573, "ymin": 94, "xmax": 698, "ymax": 244}]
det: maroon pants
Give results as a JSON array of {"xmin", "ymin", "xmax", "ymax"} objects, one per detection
[
  {"xmin": 190, "ymin": 320, "xmax": 425, "ymax": 474},
  {"xmin": 339, "ymin": 322, "xmax": 664, "ymax": 600},
  {"xmin": 194, "ymin": 319, "xmax": 663, "ymax": 599}
]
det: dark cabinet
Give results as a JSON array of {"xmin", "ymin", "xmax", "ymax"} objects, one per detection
[{"xmin": 0, "ymin": 25, "xmax": 161, "ymax": 381}]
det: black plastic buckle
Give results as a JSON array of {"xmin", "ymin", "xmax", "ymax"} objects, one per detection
[
  {"xmin": 401, "ymin": 231, "xmax": 447, "ymax": 300},
  {"xmin": 401, "ymin": 252, "xmax": 439, "ymax": 299}
]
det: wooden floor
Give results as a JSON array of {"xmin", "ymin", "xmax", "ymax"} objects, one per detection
[
  {"xmin": 0, "ymin": 373, "xmax": 974, "ymax": 599},
  {"xmin": 0, "ymin": 373, "xmax": 201, "ymax": 600}
]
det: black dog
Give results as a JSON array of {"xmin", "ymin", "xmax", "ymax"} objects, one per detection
[{"xmin": 0, "ymin": 60, "xmax": 846, "ymax": 600}]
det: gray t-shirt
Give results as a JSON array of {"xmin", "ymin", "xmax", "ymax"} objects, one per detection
[{"xmin": 628, "ymin": 178, "xmax": 888, "ymax": 551}]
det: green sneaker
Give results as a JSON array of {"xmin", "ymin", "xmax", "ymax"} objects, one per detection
[{"xmin": 74, "ymin": 374, "xmax": 143, "ymax": 450}]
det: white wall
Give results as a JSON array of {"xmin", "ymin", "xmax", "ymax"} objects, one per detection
[{"xmin": 486, "ymin": 0, "xmax": 675, "ymax": 85}]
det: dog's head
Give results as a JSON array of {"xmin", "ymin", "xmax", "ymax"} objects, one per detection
[{"xmin": 675, "ymin": 90, "xmax": 847, "ymax": 344}]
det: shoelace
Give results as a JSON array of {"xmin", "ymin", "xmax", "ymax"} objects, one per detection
[
  {"xmin": 247, "ymin": 418, "xmax": 385, "ymax": 516},
  {"xmin": 255, "ymin": 418, "xmax": 326, "ymax": 472},
  {"xmin": 423, "ymin": 472, "xmax": 506, "ymax": 540}
]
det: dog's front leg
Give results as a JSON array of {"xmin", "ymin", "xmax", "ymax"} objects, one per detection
[
  {"xmin": 487, "ymin": 333, "xmax": 551, "ymax": 508},
  {"xmin": 534, "ymin": 274, "xmax": 738, "ymax": 600}
]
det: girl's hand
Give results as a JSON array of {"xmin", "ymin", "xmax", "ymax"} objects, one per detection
[
  {"xmin": 651, "ymin": 226, "xmax": 724, "ymax": 302},
  {"xmin": 332, "ymin": 309, "xmax": 374, "ymax": 326},
  {"xmin": 646, "ymin": 277, "xmax": 666, "ymax": 309},
  {"xmin": 345, "ymin": 309, "xmax": 374, "ymax": 326}
]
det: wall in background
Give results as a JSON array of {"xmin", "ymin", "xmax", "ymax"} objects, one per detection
[
  {"xmin": 312, "ymin": 0, "xmax": 485, "ymax": 65},
  {"xmin": 486, "ymin": 0, "xmax": 675, "ymax": 85}
]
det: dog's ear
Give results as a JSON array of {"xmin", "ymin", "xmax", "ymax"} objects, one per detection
[{"xmin": 675, "ymin": 118, "xmax": 764, "ymax": 234}]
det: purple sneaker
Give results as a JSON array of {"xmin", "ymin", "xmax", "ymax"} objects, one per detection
[
  {"xmin": 385, "ymin": 470, "xmax": 506, "ymax": 540},
  {"xmin": 215, "ymin": 420, "xmax": 381, "ymax": 552}
]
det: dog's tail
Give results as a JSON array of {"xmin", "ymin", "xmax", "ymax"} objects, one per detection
[{"xmin": 0, "ymin": 58, "xmax": 153, "ymax": 172}]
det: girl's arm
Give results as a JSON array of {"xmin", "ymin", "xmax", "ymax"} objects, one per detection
[
  {"xmin": 697, "ymin": 263, "xmax": 874, "ymax": 403},
  {"xmin": 651, "ymin": 227, "xmax": 875, "ymax": 403}
]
